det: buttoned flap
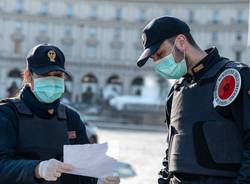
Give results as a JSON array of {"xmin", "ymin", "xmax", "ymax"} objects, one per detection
[
  {"xmin": 192, "ymin": 120, "xmax": 242, "ymax": 172},
  {"xmin": 201, "ymin": 120, "xmax": 242, "ymax": 164}
]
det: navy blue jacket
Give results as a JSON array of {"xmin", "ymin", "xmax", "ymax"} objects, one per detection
[
  {"xmin": 0, "ymin": 86, "xmax": 97, "ymax": 184},
  {"xmin": 159, "ymin": 48, "xmax": 250, "ymax": 183}
]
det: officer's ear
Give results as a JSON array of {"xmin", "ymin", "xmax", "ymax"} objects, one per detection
[
  {"xmin": 175, "ymin": 34, "xmax": 187, "ymax": 52},
  {"xmin": 22, "ymin": 69, "xmax": 33, "ymax": 84}
]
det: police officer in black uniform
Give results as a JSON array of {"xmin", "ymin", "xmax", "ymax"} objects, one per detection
[
  {"xmin": 0, "ymin": 44, "xmax": 120, "ymax": 184},
  {"xmin": 137, "ymin": 16, "xmax": 250, "ymax": 184}
]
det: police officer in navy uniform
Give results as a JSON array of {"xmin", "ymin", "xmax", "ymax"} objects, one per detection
[
  {"xmin": 137, "ymin": 16, "xmax": 250, "ymax": 184},
  {"xmin": 0, "ymin": 44, "xmax": 120, "ymax": 184}
]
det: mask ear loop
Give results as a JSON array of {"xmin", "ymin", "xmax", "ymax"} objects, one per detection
[
  {"xmin": 183, "ymin": 49, "xmax": 186, "ymax": 61},
  {"xmin": 171, "ymin": 40, "xmax": 177, "ymax": 54}
]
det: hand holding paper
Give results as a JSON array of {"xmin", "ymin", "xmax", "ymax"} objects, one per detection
[{"xmin": 63, "ymin": 143, "xmax": 117, "ymax": 178}]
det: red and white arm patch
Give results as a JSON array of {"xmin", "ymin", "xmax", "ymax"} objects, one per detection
[{"xmin": 213, "ymin": 68, "xmax": 241, "ymax": 107}]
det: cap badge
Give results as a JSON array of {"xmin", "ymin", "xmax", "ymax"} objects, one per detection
[{"xmin": 48, "ymin": 50, "xmax": 56, "ymax": 62}]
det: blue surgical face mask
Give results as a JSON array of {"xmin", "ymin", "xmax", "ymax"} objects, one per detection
[
  {"xmin": 154, "ymin": 44, "xmax": 187, "ymax": 79},
  {"xmin": 33, "ymin": 76, "xmax": 65, "ymax": 103}
]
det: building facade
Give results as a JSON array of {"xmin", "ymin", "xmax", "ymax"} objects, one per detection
[{"xmin": 0, "ymin": 0, "xmax": 248, "ymax": 103}]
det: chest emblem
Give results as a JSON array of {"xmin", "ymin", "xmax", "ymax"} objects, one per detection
[{"xmin": 213, "ymin": 68, "xmax": 241, "ymax": 107}]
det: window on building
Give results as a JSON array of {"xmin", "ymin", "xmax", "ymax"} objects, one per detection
[
  {"xmin": 111, "ymin": 48, "xmax": 121, "ymax": 59},
  {"xmin": 63, "ymin": 45, "xmax": 73, "ymax": 56},
  {"xmin": 235, "ymin": 51, "xmax": 241, "ymax": 61},
  {"xmin": 87, "ymin": 46, "xmax": 97, "ymax": 58},
  {"xmin": 64, "ymin": 26, "xmax": 72, "ymax": 36},
  {"xmin": 40, "ymin": 23, "xmax": 48, "ymax": 33},
  {"xmin": 15, "ymin": 0, "xmax": 24, "ymax": 13},
  {"xmin": 15, "ymin": 21, "xmax": 23, "ymax": 30},
  {"xmin": 14, "ymin": 40, "xmax": 21, "ymax": 54},
  {"xmin": 113, "ymin": 27, "xmax": 121, "ymax": 39},
  {"xmin": 236, "ymin": 10, "xmax": 243, "ymax": 24},
  {"xmin": 40, "ymin": 2, "xmax": 48, "ymax": 15},
  {"xmin": 131, "ymin": 77, "xmax": 144, "ymax": 96},
  {"xmin": 188, "ymin": 10, "xmax": 195, "ymax": 23},
  {"xmin": 165, "ymin": 9, "xmax": 171, "ymax": 16},
  {"xmin": 89, "ymin": 27, "xmax": 97, "ymax": 37},
  {"xmin": 236, "ymin": 32, "xmax": 242, "ymax": 41},
  {"xmin": 66, "ymin": 3, "xmax": 73, "ymax": 17},
  {"xmin": 212, "ymin": 32, "xmax": 219, "ymax": 42},
  {"xmin": 115, "ymin": 8, "xmax": 122, "ymax": 21},
  {"xmin": 138, "ymin": 8, "xmax": 146, "ymax": 22},
  {"xmin": 90, "ymin": 6, "xmax": 97, "ymax": 20},
  {"xmin": 212, "ymin": 10, "xmax": 220, "ymax": 24}
]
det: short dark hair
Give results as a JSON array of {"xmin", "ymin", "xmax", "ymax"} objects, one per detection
[{"xmin": 168, "ymin": 32, "xmax": 199, "ymax": 48}]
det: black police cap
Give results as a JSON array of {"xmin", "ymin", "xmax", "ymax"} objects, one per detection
[
  {"xmin": 137, "ymin": 16, "xmax": 190, "ymax": 67},
  {"xmin": 26, "ymin": 44, "xmax": 71, "ymax": 77}
]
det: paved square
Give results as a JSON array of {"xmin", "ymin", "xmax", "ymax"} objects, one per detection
[{"xmin": 98, "ymin": 128, "xmax": 167, "ymax": 184}]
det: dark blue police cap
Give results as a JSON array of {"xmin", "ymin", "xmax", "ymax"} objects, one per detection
[
  {"xmin": 137, "ymin": 16, "xmax": 190, "ymax": 67},
  {"xmin": 26, "ymin": 44, "xmax": 71, "ymax": 77}
]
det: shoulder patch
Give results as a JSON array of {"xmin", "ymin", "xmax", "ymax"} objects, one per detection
[{"xmin": 213, "ymin": 68, "xmax": 241, "ymax": 107}]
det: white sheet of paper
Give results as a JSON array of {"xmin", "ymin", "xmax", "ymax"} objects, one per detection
[{"xmin": 63, "ymin": 143, "xmax": 117, "ymax": 178}]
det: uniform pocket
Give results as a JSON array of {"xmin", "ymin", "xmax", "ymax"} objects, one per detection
[
  {"xmin": 202, "ymin": 120, "xmax": 241, "ymax": 163},
  {"xmin": 193, "ymin": 120, "xmax": 241, "ymax": 171}
]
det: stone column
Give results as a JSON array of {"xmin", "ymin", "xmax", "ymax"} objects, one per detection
[
  {"xmin": 71, "ymin": 74, "xmax": 82, "ymax": 103},
  {"xmin": 122, "ymin": 76, "xmax": 131, "ymax": 95}
]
